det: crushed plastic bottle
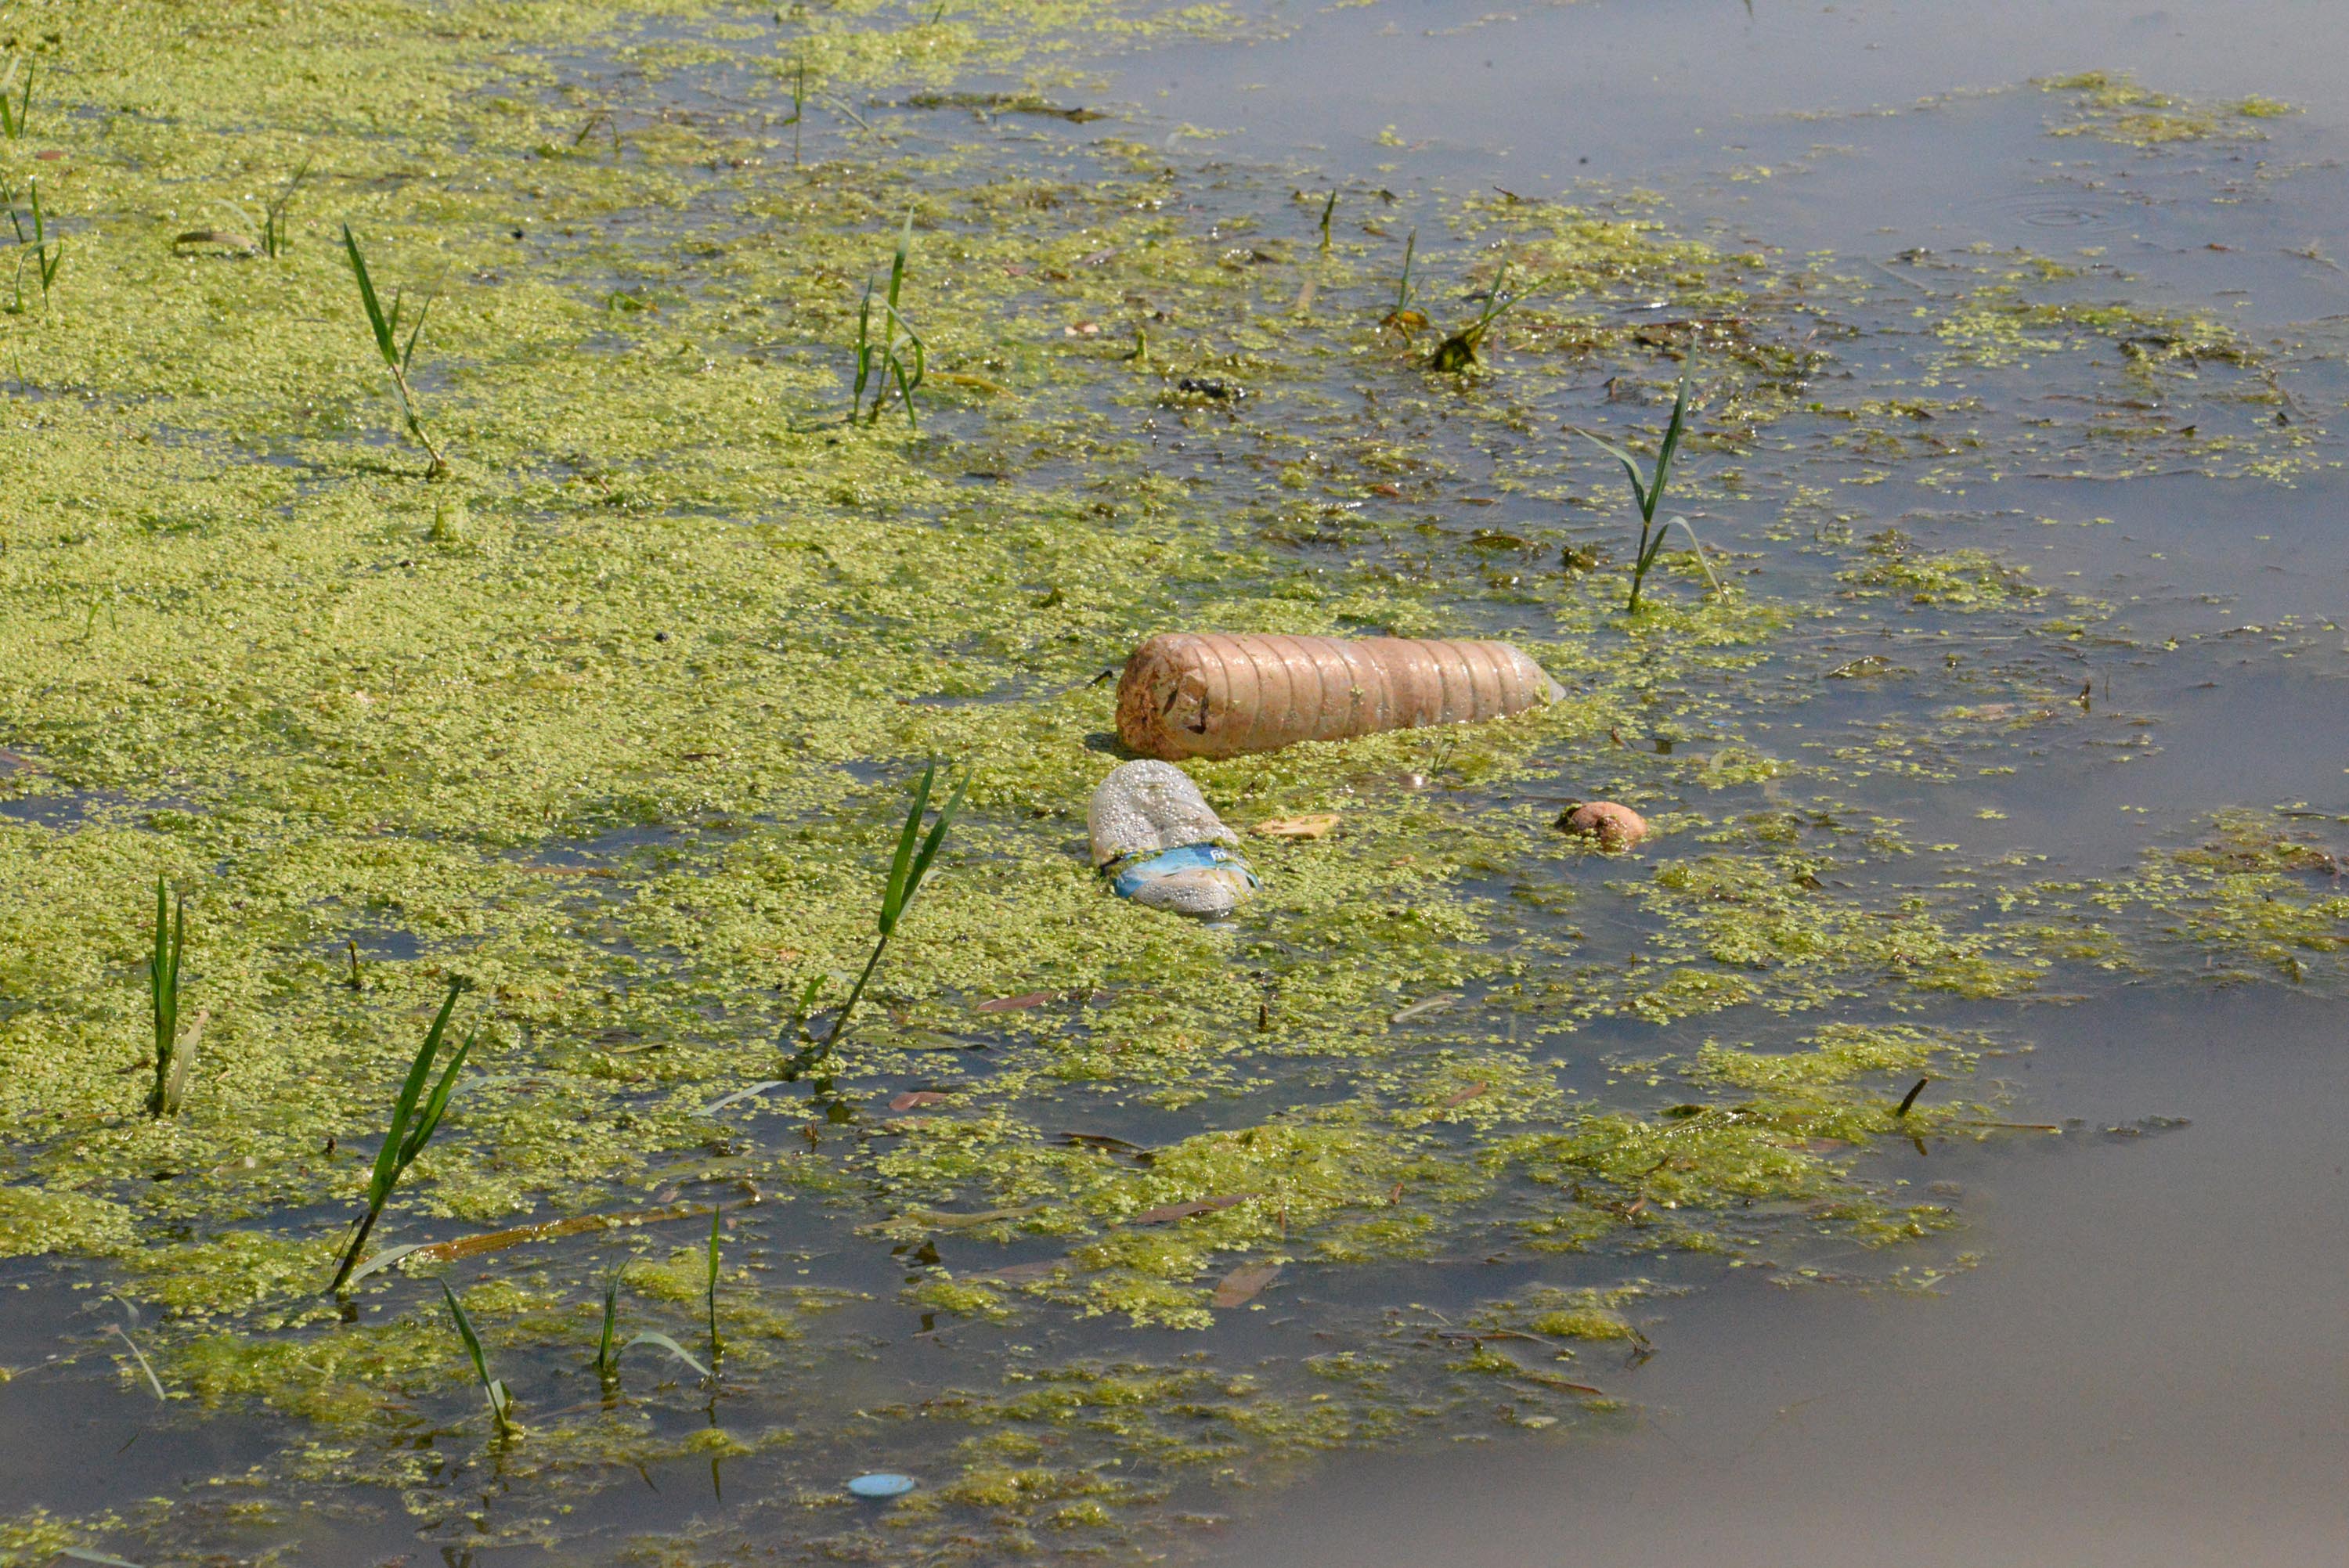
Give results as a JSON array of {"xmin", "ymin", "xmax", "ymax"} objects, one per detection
[
  {"xmin": 1088, "ymin": 760, "xmax": 1259, "ymax": 918},
  {"xmin": 1115, "ymin": 633, "xmax": 1564, "ymax": 761}
]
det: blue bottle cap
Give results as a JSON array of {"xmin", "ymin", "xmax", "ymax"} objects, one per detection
[{"xmin": 846, "ymin": 1472, "xmax": 917, "ymax": 1499}]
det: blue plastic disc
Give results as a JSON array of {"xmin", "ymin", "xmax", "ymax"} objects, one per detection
[{"xmin": 846, "ymin": 1472, "xmax": 917, "ymax": 1500}]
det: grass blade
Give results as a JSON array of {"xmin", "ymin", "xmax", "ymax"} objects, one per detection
[
  {"xmin": 372, "ymin": 982, "xmax": 461, "ymax": 1206},
  {"xmin": 399, "ymin": 289, "xmax": 433, "ymax": 374},
  {"xmin": 621, "ymin": 1330, "xmax": 710, "ymax": 1380},
  {"xmin": 341, "ymin": 1240, "xmax": 431, "ymax": 1286},
  {"xmin": 442, "ymin": 1281, "xmax": 518, "ymax": 1434},
  {"xmin": 341, "ymin": 225, "xmax": 396, "ymax": 367},
  {"xmin": 880, "ymin": 761, "xmax": 936, "ymax": 935},
  {"xmin": 1667, "ymin": 515, "xmax": 1724, "ymax": 594},
  {"xmin": 903, "ymin": 766, "xmax": 969, "ymax": 907},
  {"xmin": 705, "ymin": 1205, "xmax": 723, "ymax": 1376},
  {"xmin": 106, "ymin": 1324, "xmax": 166, "ymax": 1402},
  {"xmin": 330, "ymin": 981, "xmax": 471, "ymax": 1292},
  {"xmin": 402, "ymin": 1024, "xmax": 478, "ymax": 1161},
  {"xmin": 596, "ymin": 1270, "xmax": 623, "ymax": 1375}
]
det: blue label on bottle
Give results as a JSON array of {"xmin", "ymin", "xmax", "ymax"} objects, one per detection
[{"xmin": 1109, "ymin": 842, "xmax": 1260, "ymax": 899}]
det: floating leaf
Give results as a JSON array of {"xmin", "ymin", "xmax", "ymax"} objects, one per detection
[
  {"xmin": 1211, "ymin": 1261, "xmax": 1282, "ymax": 1308},
  {"xmin": 888, "ymin": 1090, "xmax": 951, "ymax": 1112},
  {"xmin": 1128, "ymin": 1194, "xmax": 1250, "ymax": 1226},
  {"xmin": 1389, "ymin": 993, "xmax": 1461, "ymax": 1025},
  {"xmin": 1440, "ymin": 1081, "xmax": 1489, "ymax": 1108},
  {"xmin": 1057, "ymin": 1131, "xmax": 1151, "ymax": 1158},
  {"xmin": 976, "ymin": 991, "xmax": 1054, "ymax": 1013}
]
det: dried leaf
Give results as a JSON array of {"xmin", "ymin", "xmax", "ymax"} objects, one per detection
[
  {"xmin": 889, "ymin": 1090, "xmax": 952, "ymax": 1112},
  {"xmin": 401, "ymin": 1202, "xmax": 701, "ymax": 1267},
  {"xmin": 1441, "ymin": 1081, "xmax": 1489, "ymax": 1108},
  {"xmin": 1064, "ymin": 320, "xmax": 1100, "ymax": 337},
  {"xmin": 1058, "ymin": 1131, "xmax": 1150, "ymax": 1156},
  {"xmin": 1251, "ymin": 813, "xmax": 1341, "ymax": 841},
  {"xmin": 973, "ymin": 1257, "xmax": 1066, "ymax": 1284},
  {"xmin": 1211, "ymin": 1261, "xmax": 1282, "ymax": 1308}
]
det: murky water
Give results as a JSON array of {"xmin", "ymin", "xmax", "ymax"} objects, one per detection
[
  {"xmin": 2, "ymin": 0, "xmax": 2344, "ymax": 1563},
  {"xmin": 1178, "ymin": 0, "xmax": 2349, "ymax": 1560}
]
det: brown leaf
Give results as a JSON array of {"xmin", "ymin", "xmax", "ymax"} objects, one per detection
[
  {"xmin": 1251, "ymin": 813, "xmax": 1340, "ymax": 841},
  {"xmin": 974, "ymin": 1257, "xmax": 1066, "ymax": 1284},
  {"xmin": 1211, "ymin": 1261, "xmax": 1283, "ymax": 1308},
  {"xmin": 976, "ymin": 991, "xmax": 1055, "ymax": 1013},
  {"xmin": 1441, "ymin": 1081, "xmax": 1489, "ymax": 1108},
  {"xmin": 889, "ymin": 1090, "xmax": 952, "ymax": 1112},
  {"xmin": 1368, "ymin": 482, "xmax": 1404, "ymax": 498},
  {"xmin": 1128, "ymin": 1193, "xmax": 1251, "ymax": 1226},
  {"xmin": 1064, "ymin": 320, "xmax": 1101, "ymax": 337}
]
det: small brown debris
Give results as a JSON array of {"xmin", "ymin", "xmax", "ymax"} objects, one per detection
[
  {"xmin": 1251, "ymin": 813, "xmax": 1340, "ymax": 841},
  {"xmin": 1558, "ymin": 800, "xmax": 1648, "ymax": 851},
  {"xmin": 888, "ymin": 1090, "xmax": 952, "ymax": 1112}
]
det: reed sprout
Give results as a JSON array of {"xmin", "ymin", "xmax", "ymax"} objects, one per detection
[
  {"xmin": 594, "ymin": 1266, "xmax": 712, "ymax": 1382},
  {"xmin": 262, "ymin": 160, "xmax": 309, "ymax": 258},
  {"xmin": 327, "ymin": 980, "xmax": 477, "ymax": 1292},
  {"xmin": 1427, "ymin": 261, "xmax": 1523, "ymax": 371},
  {"xmin": 778, "ymin": 762, "xmax": 965, "ymax": 1083},
  {"xmin": 341, "ymin": 225, "xmax": 449, "ymax": 478},
  {"xmin": 5, "ymin": 178, "xmax": 63, "ymax": 313},
  {"xmin": 784, "ymin": 56, "xmax": 808, "ymax": 166},
  {"xmin": 0, "ymin": 56, "xmax": 31, "ymax": 140},
  {"xmin": 850, "ymin": 211, "xmax": 925, "ymax": 428},
  {"xmin": 705, "ymin": 1206, "xmax": 723, "ymax": 1376},
  {"xmin": 1317, "ymin": 189, "xmax": 1337, "ymax": 254},
  {"xmin": 828, "ymin": 762, "xmax": 965, "ymax": 1065},
  {"xmin": 1574, "ymin": 359, "xmax": 1723, "ymax": 613},
  {"xmin": 442, "ymin": 1281, "xmax": 519, "ymax": 1436},
  {"xmin": 145, "ymin": 875, "xmax": 201, "ymax": 1117},
  {"xmin": 1380, "ymin": 229, "xmax": 1423, "ymax": 336}
]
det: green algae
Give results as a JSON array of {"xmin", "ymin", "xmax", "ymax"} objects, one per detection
[
  {"xmin": 2037, "ymin": 71, "xmax": 2296, "ymax": 145},
  {"xmin": 0, "ymin": 4, "xmax": 2341, "ymax": 1563}
]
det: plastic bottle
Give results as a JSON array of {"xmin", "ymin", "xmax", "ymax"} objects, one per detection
[
  {"xmin": 1115, "ymin": 633, "xmax": 1564, "ymax": 761},
  {"xmin": 1088, "ymin": 760, "xmax": 1259, "ymax": 918}
]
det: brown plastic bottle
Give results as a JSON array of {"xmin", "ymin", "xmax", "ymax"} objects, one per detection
[{"xmin": 1115, "ymin": 633, "xmax": 1564, "ymax": 761}]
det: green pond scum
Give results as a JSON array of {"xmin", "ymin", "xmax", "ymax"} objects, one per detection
[{"xmin": 0, "ymin": 2, "xmax": 2344, "ymax": 1563}]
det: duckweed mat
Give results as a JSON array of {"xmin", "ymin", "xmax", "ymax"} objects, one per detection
[{"xmin": 2, "ymin": 3, "xmax": 2344, "ymax": 1563}]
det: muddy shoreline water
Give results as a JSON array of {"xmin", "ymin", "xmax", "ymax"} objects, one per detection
[{"xmin": 2, "ymin": 1, "xmax": 2344, "ymax": 1563}]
